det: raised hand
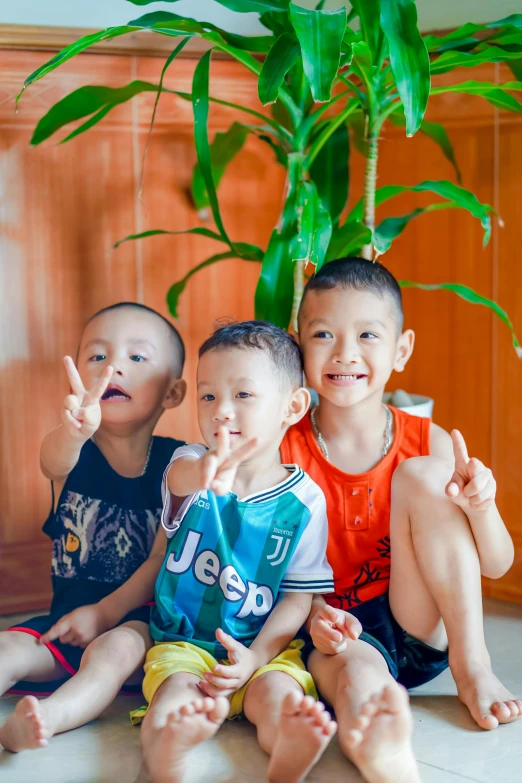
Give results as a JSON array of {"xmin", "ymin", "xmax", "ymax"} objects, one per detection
[
  {"xmin": 445, "ymin": 429, "xmax": 497, "ymax": 512},
  {"xmin": 200, "ymin": 426, "xmax": 258, "ymax": 496},
  {"xmin": 38, "ymin": 604, "xmax": 111, "ymax": 648},
  {"xmin": 62, "ymin": 356, "xmax": 113, "ymax": 441},
  {"xmin": 310, "ymin": 604, "xmax": 362, "ymax": 655},
  {"xmin": 199, "ymin": 629, "xmax": 259, "ymax": 698}
]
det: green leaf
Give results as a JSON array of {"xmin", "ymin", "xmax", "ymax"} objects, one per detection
[
  {"xmin": 113, "ymin": 226, "xmax": 226, "ymax": 250},
  {"xmin": 255, "ymin": 153, "xmax": 304, "ymax": 327},
  {"xmin": 380, "ymin": 0, "xmax": 430, "ymax": 136},
  {"xmin": 326, "ymin": 220, "xmax": 372, "ymax": 261},
  {"xmin": 213, "ymin": 0, "xmax": 289, "ymax": 12},
  {"xmin": 192, "ymin": 51, "xmax": 229, "ymax": 243},
  {"xmin": 192, "ymin": 122, "xmax": 249, "ymax": 212},
  {"xmin": 30, "ymin": 81, "xmax": 160, "ymax": 145},
  {"xmin": 259, "ymin": 32, "xmax": 301, "ymax": 105},
  {"xmin": 399, "ymin": 281, "xmax": 521, "ymax": 356},
  {"xmin": 430, "ymin": 80, "xmax": 522, "ymax": 114},
  {"xmin": 292, "ymin": 181, "xmax": 333, "ymax": 270},
  {"xmin": 388, "ymin": 109, "xmax": 461, "ymax": 182},
  {"xmin": 350, "ymin": 0, "xmax": 383, "ymax": 62},
  {"xmin": 373, "ymin": 202, "xmax": 459, "ymax": 255},
  {"xmin": 289, "ymin": 3, "xmax": 347, "ymax": 102},
  {"xmin": 431, "ymin": 46, "xmax": 522, "ymax": 74},
  {"xmin": 310, "ymin": 123, "xmax": 349, "ymax": 224},
  {"xmin": 18, "ymin": 26, "xmax": 138, "ymax": 100},
  {"xmin": 167, "ymin": 251, "xmax": 238, "ymax": 318},
  {"xmin": 348, "ymin": 180, "xmax": 495, "ymax": 245}
]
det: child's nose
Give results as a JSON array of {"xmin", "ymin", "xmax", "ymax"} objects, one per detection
[{"xmin": 213, "ymin": 404, "xmax": 234, "ymax": 421}]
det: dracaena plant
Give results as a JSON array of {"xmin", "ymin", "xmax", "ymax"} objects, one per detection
[{"xmin": 19, "ymin": 0, "xmax": 522, "ymax": 354}]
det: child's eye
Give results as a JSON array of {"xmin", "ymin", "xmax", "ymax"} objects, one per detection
[
  {"xmin": 360, "ymin": 332, "xmax": 378, "ymax": 339},
  {"xmin": 236, "ymin": 392, "xmax": 251, "ymax": 399},
  {"xmin": 201, "ymin": 394, "xmax": 215, "ymax": 402},
  {"xmin": 89, "ymin": 355, "xmax": 106, "ymax": 362},
  {"xmin": 313, "ymin": 331, "xmax": 333, "ymax": 339},
  {"xmin": 130, "ymin": 355, "xmax": 146, "ymax": 362}
]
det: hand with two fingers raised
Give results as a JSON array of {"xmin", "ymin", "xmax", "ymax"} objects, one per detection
[
  {"xmin": 445, "ymin": 429, "xmax": 497, "ymax": 513},
  {"xmin": 62, "ymin": 355, "xmax": 113, "ymax": 442},
  {"xmin": 199, "ymin": 426, "xmax": 259, "ymax": 496},
  {"xmin": 310, "ymin": 604, "xmax": 362, "ymax": 656}
]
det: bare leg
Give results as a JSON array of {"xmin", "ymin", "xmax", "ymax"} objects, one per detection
[
  {"xmin": 390, "ymin": 456, "xmax": 522, "ymax": 730},
  {"xmin": 0, "ymin": 621, "xmax": 150, "ymax": 752},
  {"xmin": 309, "ymin": 639, "xmax": 416, "ymax": 783},
  {"xmin": 243, "ymin": 671, "xmax": 336, "ymax": 783},
  {"xmin": 345, "ymin": 683, "xmax": 421, "ymax": 783},
  {"xmin": 140, "ymin": 672, "xmax": 229, "ymax": 783},
  {"xmin": 0, "ymin": 630, "xmax": 67, "ymax": 752}
]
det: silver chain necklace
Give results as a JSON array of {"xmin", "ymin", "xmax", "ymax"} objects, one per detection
[
  {"xmin": 310, "ymin": 404, "xmax": 393, "ymax": 463},
  {"xmin": 92, "ymin": 436, "xmax": 153, "ymax": 477}
]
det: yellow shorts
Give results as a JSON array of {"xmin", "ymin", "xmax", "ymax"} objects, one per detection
[{"xmin": 130, "ymin": 638, "xmax": 316, "ymax": 724}]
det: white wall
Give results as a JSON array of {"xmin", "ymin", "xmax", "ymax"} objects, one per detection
[{"xmin": 0, "ymin": 0, "xmax": 519, "ymax": 34}]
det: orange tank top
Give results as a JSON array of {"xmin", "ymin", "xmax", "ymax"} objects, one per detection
[{"xmin": 280, "ymin": 407, "xmax": 430, "ymax": 609}]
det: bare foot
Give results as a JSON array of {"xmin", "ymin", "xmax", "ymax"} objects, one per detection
[
  {"xmin": 0, "ymin": 696, "xmax": 50, "ymax": 752},
  {"xmin": 142, "ymin": 696, "xmax": 229, "ymax": 783},
  {"xmin": 452, "ymin": 660, "xmax": 522, "ymax": 730},
  {"xmin": 344, "ymin": 683, "xmax": 421, "ymax": 783},
  {"xmin": 268, "ymin": 691, "xmax": 337, "ymax": 783}
]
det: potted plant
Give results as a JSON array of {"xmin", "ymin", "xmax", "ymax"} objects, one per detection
[{"xmin": 18, "ymin": 0, "xmax": 522, "ymax": 414}]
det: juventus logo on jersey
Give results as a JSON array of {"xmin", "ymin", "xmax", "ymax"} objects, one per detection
[{"xmin": 266, "ymin": 535, "xmax": 291, "ymax": 566}]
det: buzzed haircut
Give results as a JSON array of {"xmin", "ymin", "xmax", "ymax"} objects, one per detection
[
  {"xmin": 299, "ymin": 257, "xmax": 404, "ymax": 333},
  {"xmin": 86, "ymin": 302, "xmax": 185, "ymax": 374},
  {"xmin": 198, "ymin": 320, "xmax": 303, "ymax": 389}
]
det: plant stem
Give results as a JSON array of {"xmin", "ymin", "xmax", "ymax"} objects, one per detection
[
  {"xmin": 292, "ymin": 257, "xmax": 304, "ymax": 333},
  {"xmin": 361, "ymin": 122, "xmax": 380, "ymax": 260}
]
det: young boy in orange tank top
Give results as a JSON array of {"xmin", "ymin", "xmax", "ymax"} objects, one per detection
[{"xmin": 280, "ymin": 258, "xmax": 519, "ymax": 783}]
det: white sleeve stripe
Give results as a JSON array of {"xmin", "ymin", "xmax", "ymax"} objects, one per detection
[
  {"xmin": 280, "ymin": 585, "xmax": 334, "ymax": 593},
  {"xmin": 280, "ymin": 580, "xmax": 334, "ymax": 589},
  {"xmin": 281, "ymin": 573, "xmax": 333, "ymax": 584}
]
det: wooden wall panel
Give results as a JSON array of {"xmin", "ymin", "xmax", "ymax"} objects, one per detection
[{"xmin": 0, "ymin": 45, "xmax": 521, "ymax": 611}]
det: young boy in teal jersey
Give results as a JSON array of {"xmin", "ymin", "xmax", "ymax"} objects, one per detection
[
  {"xmin": 0, "ymin": 303, "xmax": 186, "ymax": 753},
  {"xmin": 135, "ymin": 321, "xmax": 336, "ymax": 783},
  {"xmin": 281, "ymin": 257, "xmax": 518, "ymax": 783}
]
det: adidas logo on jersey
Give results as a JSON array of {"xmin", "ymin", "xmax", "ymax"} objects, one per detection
[
  {"xmin": 196, "ymin": 498, "xmax": 210, "ymax": 510},
  {"xmin": 166, "ymin": 530, "xmax": 274, "ymax": 619}
]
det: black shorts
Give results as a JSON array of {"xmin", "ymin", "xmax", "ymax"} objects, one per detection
[
  {"xmin": 7, "ymin": 605, "xmax": 151, "ymax": 694},
  {"xmin": 306, "ymin": 593, "xmax": 449, "ymax": 690}
]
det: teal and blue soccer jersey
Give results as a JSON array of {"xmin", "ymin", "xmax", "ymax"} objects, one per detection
[{"xmin": 150, "ymin": 444, "xmax": 334, "ymax": 658}]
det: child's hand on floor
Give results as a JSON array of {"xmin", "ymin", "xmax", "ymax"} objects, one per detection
[
  {"xmin": 445, "ymin": 429, "xmax": 497, "ymax": 512},
  {"xmin": 38, "ymin": 604, "xmax": 111, "ymax": 648},
  {"xmin": 62, "ymin": 356, "xmax": 113, "ymax": 441},
  {"xmin": 310, "ymin": 604, "xmax": 362, "ymax": 655},
  {"xmin": 200, "ymin": 629, "xmax": 259, "ymax": 698},
  {"xmin": 200, "ymin": 426, "xmax": 259, "ymax": 496}
]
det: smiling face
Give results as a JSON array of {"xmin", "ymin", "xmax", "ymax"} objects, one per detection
[
  {"xmin": 77, "ymin": 307, "xmax": 185, "ymax": 428},
  {"xmin": 298, "ymin": 287, "xmax": 414, "ymax": 409},
  {"xmin": 197, "ymin": 348, "xmax": 303, "ymax": 455}
]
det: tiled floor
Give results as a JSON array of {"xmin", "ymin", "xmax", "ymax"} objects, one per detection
[{"xmin": 0, "ymin": 598, "xmax": 521, "ymax": 782}]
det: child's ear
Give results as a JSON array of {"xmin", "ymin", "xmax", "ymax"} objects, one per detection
[
  {"xmin": 394, "ymin": 329, "xmax": 415, "ymax": 373},
  {"xmin": 162, "ymin": 378, "xmax": 187, "ymax": 410},
  {"xmin": 283, "ymin": 387, "xmax": 311, "ymax": 427}
]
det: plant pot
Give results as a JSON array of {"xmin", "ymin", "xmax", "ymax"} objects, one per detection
[{"xmin": 383, "ymin": 390, "xmax": 434, "ymax": 419}]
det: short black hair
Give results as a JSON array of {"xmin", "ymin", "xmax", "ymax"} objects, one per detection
[
  {"xmin": 86, "ymin": 302, "xmax": 185, "ymax": 374},
  {"xmin": 299, "ymin": 257, "xmax": 404, "ymax": 332},
  {"xmin": 198, "ymin": 320, "xmax": 303, "ymax": 389}
]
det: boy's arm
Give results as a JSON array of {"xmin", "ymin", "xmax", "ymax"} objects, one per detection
[
  {"xmin": 41, "ymin": 357, "xmax": 112, "ymax": 481},
  {"xmin": 430, "ymin": 423, "xmax": 514, "ymax": 579},
  {"xmin": 39, "ymin": 526, "xmax": 167, "ymax": 647}
]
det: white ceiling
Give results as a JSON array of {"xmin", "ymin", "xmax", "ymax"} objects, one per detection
[{"xmin": 0, "ymin": 0, "xmax": 519, "ymax": 34}]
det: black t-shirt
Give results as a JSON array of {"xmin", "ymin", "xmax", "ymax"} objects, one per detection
[{"xmin": 43, "ymin": 436, "xmax": 184, "ymax": 613}]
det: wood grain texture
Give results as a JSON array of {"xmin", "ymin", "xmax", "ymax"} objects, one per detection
[{"xmin": 0, "ymin": 46, "xmax": 521, "ymax": 612}]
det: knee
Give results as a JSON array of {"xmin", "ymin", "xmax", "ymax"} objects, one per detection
[
  {"xmin": 392, "ymin": 456, "xmax": 451, "ymax": 502},
  {"xmin": 81, "ymin": 626, "xmax": 147, "ymax": 674}
]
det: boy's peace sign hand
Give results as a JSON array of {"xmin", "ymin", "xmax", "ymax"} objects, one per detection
[
  {"xmin": 200, "ymin": 426, "xmax": 258, "ymax": 496},
  {"xmin": 445, "ymin": 429, "xmax": 497, "ymax": 512},
  {"xmin": 62, "ymin": 356, "xmax": 113, "ymax": 441}
]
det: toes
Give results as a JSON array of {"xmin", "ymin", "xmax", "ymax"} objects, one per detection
[
  {"xmin": 491, "ymin": 701, "xmax": 520, "ymax": 721},
  {"xmin": 179, "ymin": 703, "xmax": 196, "ymax": 718},
  {"xmin": 324, "ymin": 720, "xmax": 337, "ymax": 738},
  {"xmin": 353, "ymin": 714, "xmax": 371, "ymax": 732},
  {"xmin": 360, "ymin": 700, "xmax": 378, "ymax": 718},
  {"xmin": 344, "ymin": 728, "xmax": 363, "ymax": 748},
  {"xmin": 281, "ymin": 689, "xmax": 303, "ymax": 716},
  {"xmin": 514, "ymin": 700, "xmax": 522, "ymax": 713},
  {"xmin": 382, "ymin": 683, "xmax": 409, "ymax": 714},
  {"xmin": 209, "ymin": 697, "xmax": 229, "ymax": 724},
  {"xmin": 478, "ymin": 712, "xmax": 500, "ymax": 730}
]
